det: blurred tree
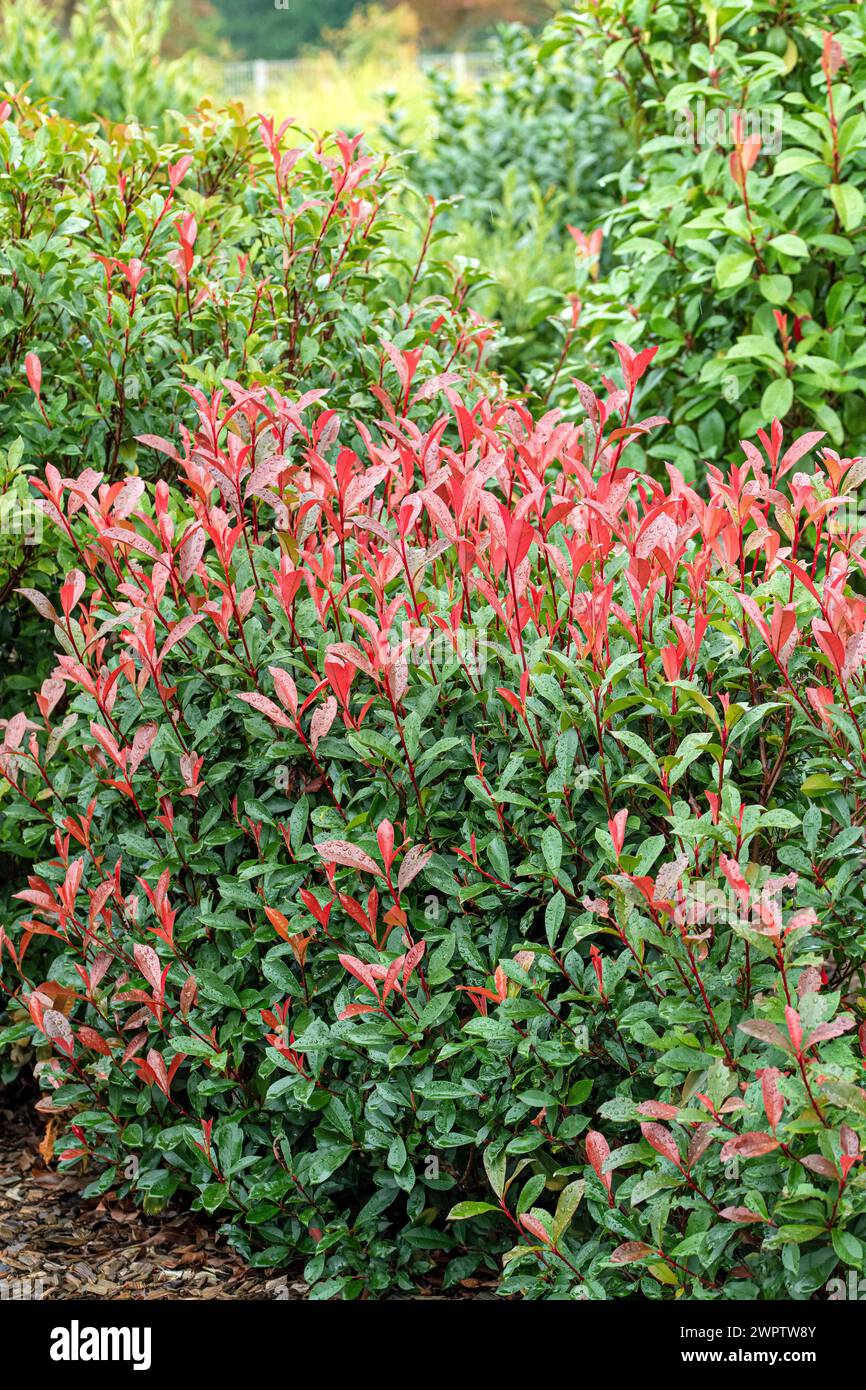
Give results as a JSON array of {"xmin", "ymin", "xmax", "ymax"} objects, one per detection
[
  {"xmin": 323, "ymin": 2, "xmax": 419, "ymax": 62},
  {"xmin": 161, "ymin": 0, "xmax": 225, "ymax": 58},
  {"xmin": 42, "ymin": 0, "xmax": 224, "ymax": 56},
  {"xmin": 209, "ymin": 0, "xmax": 546, "ymax": 58},
  {"xmin": 402, "ymin": 0, "xmax": 548, "ymax": 45},
  {"xmin": 211, "ymin": 0, "xmax": 358, "ymax": 58}
]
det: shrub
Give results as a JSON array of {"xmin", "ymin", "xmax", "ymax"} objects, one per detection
[
  {"xmin": 0, "ymin": 0, "xmax": 203, "ymax": 128},
  {"xmin": 0, "ymin": 96, "xmax": 481, "ymax": 483},
  {"xmin": 382, "ymin": 22, "xmax": 625, "ymax": 396},
  {"xmin": 0, "ymin": 90, "xmax": 488, "ymax": 811},
  {"xmin": 384, "ymin": 24, "xmax": 621, "ymax": 235},
  {"xmin": 547, "ymin": 0, "xmax": 866, "ymax": 467},
  {"xmin": 3, "ymin": 348, "xmax": 866, "ymax": 1298}
]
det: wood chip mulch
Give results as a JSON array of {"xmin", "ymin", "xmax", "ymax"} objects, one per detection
[
  {"xmin": 0, "ymin": 1089, "xmax": 308, "ymax": 1301},
  {"xmin": 0, "ymin": 1087, "xmax": 501, "ymax": 1300}
]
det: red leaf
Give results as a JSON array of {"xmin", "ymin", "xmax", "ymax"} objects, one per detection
[
  {"xmin": 234, "ymin": 690, "xmax": 293, "ymax": 729},
  {"xmin": 376, "ymin": 819, "xmax": 395, "ymax": 874},
  {"xmin": 719, "ymin": 1207, "xmax": 767, "ymax": 1224},
  {"xmin": 800, "ymin": 1153, "xmax": 838, "ymax": 1180},
  {"xmin": 686, "ymin": 1123, "xmax": 716, "ymax": 1170},
  {"xmin": 760, "ymin": 1067, "xmax": 785, "ymax": 1131},
  {"xmin": 805, "ymin": 1015, "xmax": 855, "ymax": 1048},
  {"xmin": 338, "ymin": 1003, "xmax": 377, "ymax": 1020},
  {"xmin": 397, "ymin": 844, "xmax": 433, "ymax": 894},
  {"xmin": 608, "ymin": 808, "xmax": 628, "ymax": 858},
  {"xmin": 585, "ymin": 1129, "xmax": 613, "ymax": 1199},
  {"xmin": 309, "ymin": 696, "xmax": 337, "ymax": 752},
  {"xmin": 146, "ymin": 1048, "xmax": 169, "ymax": 1096},
  {"xmin": 25, "ymin": 351, "xmax": 42, "ymax": 397},
  {"xmin": 519, "ymin": 1213, "xmax": 552, "ymax": 1246},
  {"xmin": 636, "ymin": 1101, "xmax": 678, "ymax": 1120},
  {"xmin": 719, "ymin": 1132, "xmax": 780, "ymax": 1161},
  {"xmin": 268, "ymin": 665, "xmax": 298, "ymax": 717},
  {"xmin": 265, "ymin": 906, "xmax": 290, "ymax": 941},
  {"xmin": 180, "ymin": 975, "xmax": 197, "ymax": 1021},
  {"xmin": 738, "ymin": 1018, "xmax": 789, "ymax": 1050},
  {"xmin": 338, "ymin": 953, "xmax": 381, "ymax": 998},
  {"xmin": 402, "ymin": 940, "xmax": 426, "ymax": 991},
  {"xmin": 77, "ymin": 1026, "xmax": 111, "ymax": 1056},
  {"xmin": 611, "ymin": 1241, "xmax": 653, "ymax": 1264},
  {"xmin": 133, "ymin": 943, "xmax": 163, "ymax": 995},
  {"xmin": 640, "ymin": 1122, "xmax": 681, "ymax": 1166}
]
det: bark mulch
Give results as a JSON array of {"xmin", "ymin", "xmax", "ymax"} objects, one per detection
[
  {"xmin": 0, "ymin": 1088, "xmax": 307, "ymax": 1300},
  {"xmin": 0, "ymin": 1087, "xmax": 501, "ymax": 1300}
]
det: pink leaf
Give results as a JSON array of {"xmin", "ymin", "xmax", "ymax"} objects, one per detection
[
  {"xmin": 338, "ymin": 953, "xmax": 381, "ymax": 998},
  {"xmin": 315, "ymin": 839, "xmax": 382, "ymax": 877},
  {"xmin": 760, "ymin": 1068, "xmax": 785, "ymax": 1131},
  {"xmin": 719, "ymin": 1207, "xmax": 767, "ymax": 1224},
  {"xmin": 234, "ymin": 690, "xmax": 294, "ymax": 729},
  {"xmin": 134, "ymin": 943, "xmax": 163, "ymax": 995},
  {"xmin": 719, "ymin": 1132, "xmax": 780, "ymax": 1161},
  {"xmin": 310, "ymin": 696, "xmax": 337, "ymax": 752},
  {"xmin": 25, "ymin": 351, "xmax": 42, "ymax": 397},
  {"xmin": 640, "ymin": 1122, "xmax": 681, "ymax": 1166},
  {"xmin": 611, "ymin": 1241, "xmax": 653, "ymax": 1264}
]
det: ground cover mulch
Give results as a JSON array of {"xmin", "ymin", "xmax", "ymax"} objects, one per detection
[
  {"xmin": 0, "ymin": 1085, "xmax": 500, "ymax": 1300},
  {"xmin": 0, "ymin": 1086, "xmax": 306, "ymax": 1301}
]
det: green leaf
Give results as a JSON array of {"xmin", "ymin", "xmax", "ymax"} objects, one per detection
[
  {"xmin": 758, "ymin": 274, "xmax": 792, "ymax": 305},
  {"xmin": 769, "ymin": 233, "xmax": 809, "ymax": 259},
  {"xmin": 761, "ymin": 377, "xmax": 793, "ymax": 420},
  {"xmin": 829, "ymin": 183, "xmax": 865, "ymax": 233},
  {"xmin": 832, "ymin": 1229, "xmax": 864, "ymax": 1268},
  {"xmin": 540, "ymin": 825, "xmax": 563, "ymax": 876},
  {"xmin": 195, "ymin": 969, "xmax": 243, "ymax": 1011},
  {"xmin": 715, "ymin": 251, "xmax": 754, "ymax": 289},
  {"xmin": 801, "ymin": 774, "xmax": 840, "ymax": 796},
  {"xmin": 553, "ymin": 1180, "xmax": 585, "ymax": 1243},
  {"xmin": 447, "ymin": 1201, "xmax": 500, "ymax": 1220}
]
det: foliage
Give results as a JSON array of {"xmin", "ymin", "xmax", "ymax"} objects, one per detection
[
  {"xmin": 386, "ymin": 24, "xmax": 619, "ymax": 234},
  {"xmin": 0, "ymin": 0, "xmax": 204, "ymax": 127},
  {"xmin": 4, "ymin": 0, "xmax": 866, "ymax": 1306},
  {"xmin": 0, "ymin": 95, "xmax": 479, "ymax": 480},
  {"xmin": 3, "ymin": 349, "xmax": 866, "ymax": 1298},
  {"xmin": 381, "ymin": 22, "xmax": 624, "ymax": 397},
  {"xmin": 0, "ymin": 92, "xmax": 488, "ymax": 743},
  {"xmin": 438, "ymin": 171, "xmax": 581, "ymax": 389},
  {"xmin": 543, "ymin": 0, "xmax": 866, "ymax": 468}
]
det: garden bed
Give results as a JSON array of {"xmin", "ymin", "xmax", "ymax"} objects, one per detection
[{"xmin": 0, "ymin": 1085, "xmax": 303, "ymax": 1301}]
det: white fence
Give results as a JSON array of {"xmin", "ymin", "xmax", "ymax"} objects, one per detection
[{"xmin": 220, "ymin": 51, "xmax": 496, "ymax": 101}]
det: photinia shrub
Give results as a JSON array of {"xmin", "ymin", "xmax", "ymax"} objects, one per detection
[
  {"xmin": 541, "ymin": 0, "xmax": 866, "ymax": 465},
  {"xmin": 0, "ymin": 94, "xmax": 486, "ymax": 482},
  {"xmin": 2, "ymin": 346, "xmax": 866, "ymax": 1298},
  {"xmin": 0, "ymin": 89, "xmax": 491, "ymax": 809}
]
